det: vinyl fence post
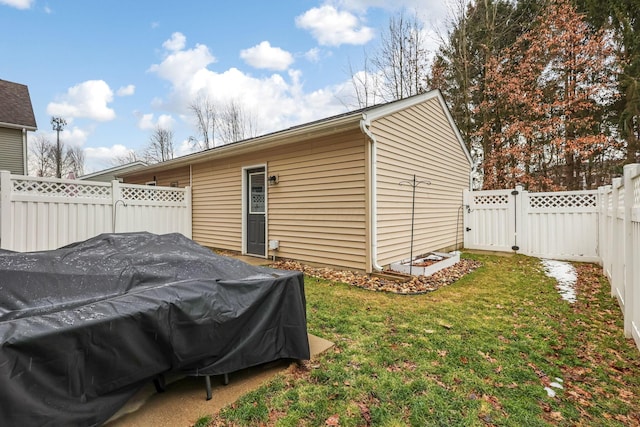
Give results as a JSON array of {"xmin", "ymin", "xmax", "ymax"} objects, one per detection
[
  {"xmin": 463, "ymin": 189, "xmax": 470, "ymax": 250},
  {"xmin": 623, "ymin": 164, "xmax": 640, "ymax": 338},
  {"xmin": 512, "ymin": 185, "xmax": 524, "ymax": 252},
  {"xmin": 597, "ymin": 187, "xmax": 604, "ymax": 266},
  {"xmin": 520, "ymin": 188, "xmax": 529, "ymax": 256},
  {"xmin": 604, "ymin": 185, "xmax": 613, "ymax": 280},
  {"xmin": 611, "ymin": 178, "xmax": 621, "ymax": 299},
  {"xmin": 184, "ymin": 186, "xmax": 193, "ymax": 239},
  {"xmin": 0, "ymin": 171, "xmax": 12, "ymax": 250},
  {"xmin": 112, "ymin": 180, "xmax": 122, "ymax": 233}
]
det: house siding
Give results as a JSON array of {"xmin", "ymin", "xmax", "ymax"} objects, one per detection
[
  {"xmin": 127, "ymin": 166, "xmax": 191, "ymax": 187},
  {"xmin": 125, "ymin": 130, "xmax": 368, "ymax": 270},
  {"xmin": 267, "ymin": 131, "xmax": 367, "ymax": 269},
  {"xmin": 0, "ymin": 128, "xmax": 24, "ymax": 174},
  {"xmin": 372, "ymin": 97, "xmax": 470, "ymax": 266}
]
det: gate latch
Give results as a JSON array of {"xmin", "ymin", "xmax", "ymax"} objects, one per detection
[{"xmin": 511, "ymin": 190, "xmax": 519, "ymax": 195}]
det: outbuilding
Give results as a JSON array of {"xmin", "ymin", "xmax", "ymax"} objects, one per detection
[{"xmin": 123, "ymin": 90, "xmax": 472, "ymax": 273}]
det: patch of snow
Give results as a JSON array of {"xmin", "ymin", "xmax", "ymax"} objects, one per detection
[{"xmin": 541, "ymin": 259, "xmax": 577, "ymax": 304}]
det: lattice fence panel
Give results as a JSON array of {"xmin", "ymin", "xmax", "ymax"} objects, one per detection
[
  {"xmin": 473, "ymin": 194, "xmax": 509, "ymax": 206},
  {"xmin": 12, "ymin": 178, "xmax": 112, "ymax": 199},
  {"xmin": 120, "ymin": 186, "xmax": 185, "ymax": 203},
  {"xmin": 529, "ymin": 193, "xmax": 597, "ymax": 209}
]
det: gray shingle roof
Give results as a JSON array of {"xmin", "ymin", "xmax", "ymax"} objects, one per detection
[{"xmin": 0, "ymin": 79, "xmax": 37, "ymax": 130}]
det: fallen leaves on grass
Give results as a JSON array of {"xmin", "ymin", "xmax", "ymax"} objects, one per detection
[
  {"xmin": 325, "ymin": 414, "xmax": 340, "ymax": 426},
  {"xmin": 357, "ymin": 402, "xmax": 372, "ymax": 426},
  {"xmin": 271, "ymin": 258, "xmax": 482, "ymax": 294}
]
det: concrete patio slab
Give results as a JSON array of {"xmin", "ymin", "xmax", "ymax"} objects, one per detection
[{"xmin": 106, "ymin": 334, "xmax": 333, "ymax": 426}]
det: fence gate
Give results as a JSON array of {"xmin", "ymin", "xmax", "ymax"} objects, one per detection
[
  {"xmin": 463, "ymin": 188, "xmax": 519, "ymax": 252},
  {"xmin": 463, "ymin": 187, "xmax": 600, "ymax": 262}
]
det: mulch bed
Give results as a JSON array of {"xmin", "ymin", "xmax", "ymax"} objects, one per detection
[{"xmin": 270, "ymin": 258, "xmax": 482, "ymax": 294}]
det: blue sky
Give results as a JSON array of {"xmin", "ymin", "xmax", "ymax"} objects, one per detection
[{"xmin": 0, "ymin": 0, "xmax": 449, "ymax": 173}]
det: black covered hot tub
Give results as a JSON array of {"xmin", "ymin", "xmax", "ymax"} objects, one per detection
[{"xmin": 0, "ymin": 232, "xmax": 309, "ymax": 426}]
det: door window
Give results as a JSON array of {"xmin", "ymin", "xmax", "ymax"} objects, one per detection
[{"xmin": 249, "ymin": 172, "xmax": 265, "ymax": 214}]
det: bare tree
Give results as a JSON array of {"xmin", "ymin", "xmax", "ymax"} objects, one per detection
[
  {"xmin": 372, "ymin": 10, "xmax": 429, "ymax": 101},
  {"xmin": 144, "ymin": 126, "xmax": 175, "ymax": 163},
  {"xmin": 188, "ymin": 94, "xmax": 216, "ymax": 150},
  {"xmin": 346, "ymin": 54, "xmax": 381, "ymax": 108},
  {"xmin": 29, "ymin": 134, "xmax": 54, "ymax": 177},
  {"xmin": 216, "ymin": 100, "xmax": 259, "ymax": 145},
  {"xmin": 110, "ymin": 150, "xmax": 142, "ymax": 166},
  {"xmin": 66, "ymin": 145, "xmax": 85, "ymax": 177}
]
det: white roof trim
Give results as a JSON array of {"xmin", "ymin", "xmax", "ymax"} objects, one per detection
[
  {"xmin": 0, "ymin": 121, "xmax": 37, "ymax": 131},
  {"xmin": 79, "ymin": 161, "xmax": 147, "ymax": 180}
]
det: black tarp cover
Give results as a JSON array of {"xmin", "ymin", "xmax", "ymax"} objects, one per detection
[{"xmin": 0, "ymin": 232, "xmax": 309, "ymax": 426}]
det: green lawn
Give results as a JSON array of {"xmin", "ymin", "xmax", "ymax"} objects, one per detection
[{"xmin": 209, "ymin": 254, "xmax": 640, "ymax": 426}]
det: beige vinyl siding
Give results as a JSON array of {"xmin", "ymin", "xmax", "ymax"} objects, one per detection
[
  {"xmin": 187, "ymin": 131, "xmax": 367, "ymax": 269},
  {"xmin": 373, "ymin": 97, "xmax": 470, "ymax": 267},
  {"xmin": 157, "ymin": 129, "xmax": 368, "ymax": 269},
  {"xmin": 0, "ymin": 128, "xmax": 24, "ymax": 174},
  {"xmin": 125, "ymin": 166, "xmax": 190, "ymax": 187},
  {"xmin": 268, "ymin": 131, "xmax": 367, "ymax": 269},
  {"xmin": 190, "ymin": 160, "xmax": 243, "ymax": 251}
]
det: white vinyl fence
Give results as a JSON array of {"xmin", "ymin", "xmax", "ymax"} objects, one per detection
[
  {"xmin": 463, "ymin": 163, "xmax": 640, "ymax": 349},
  {"xmin": 599, "ymin": 164, "xmax": 640, "ymax": 345},
  {"xmin": 463, "ymin": 187, "xmax": 600, "ymax": 262},
  {"xmin": 0, "ymin": 171, "xmax": 192, "ymax": 252}
]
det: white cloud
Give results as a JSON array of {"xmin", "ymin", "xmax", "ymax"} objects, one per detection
[
  {"xmin": 117, "ymin": 84, "xmax": 135, "ymax": 96},
  {"xmin": 47, "ymin": 80, "xmax": 115, "ymax": 122},
  {"xmin": 295, "ymin": 5, "xmax": 374, "ymax": 46},
  {"xmin": 136, "ymin": 113, "xmax": 155, "ymax": 130},
  {"xmin": 36, "ymin": 126, "xmax": 88, "ymax": 149},
  {"xmin": 334, "ymin": 0, "xmax": 446, "ymax": 16},
  {"xmin": 304, "ymin": 47, "xmax": 321, "ymax": 63},
  {"xmin": 240, "ymin": 41, "xmax": 294, "ymax": 71},
  {"xmin": 135, "ymin": 112, "xmax": 174, "ymax": 131},
  {"xmin": 0, "ymin": 0, "xmax": 33, "ymax": 9},
  {"xmin": 148, "ymin": 35, "xmax": 352, "ymax": 137},
  {"xmin": 176, "ymin": 138, "xmax": 197, "ymax": 158},
  {"xmin": 157, "ymin": 114, "xmax": 175, "ymax": 129},
  {"xmin": 162, "ymin": 32, "xmax": 186, "ymax": 51},
  {"xmin": 83, "ymin": 144, "xmax": 137, "ymax": 172},
  {"xmin": 148, "ymin": 37, "xmax": 216, "ymax": 91}
]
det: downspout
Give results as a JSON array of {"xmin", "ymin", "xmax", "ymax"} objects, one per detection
[
  {"xmin": 22, "ymin": 128, "xmax": 28, "ymax": 175},
  {"xmin": 360, "ymin": 116, "xmax": 384, "ymax": 272}
]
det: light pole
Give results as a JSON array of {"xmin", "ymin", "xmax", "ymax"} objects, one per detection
[{"xmin": 51, "ymin": 117, "xmax": 66, "ymax": 178}]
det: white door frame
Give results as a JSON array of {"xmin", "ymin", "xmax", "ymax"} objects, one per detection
[{"xmin": 241, "ymin": 164, "xmax": 268, "ymax": 257}]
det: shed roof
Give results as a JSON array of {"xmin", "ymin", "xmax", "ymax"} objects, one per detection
[
  {"xmin": 0, "ymin": 79, "xmax": 37, "ymax": 130},
  {"xmin": 79, "ymin": 161, "xmax": 148, "ymax": 181},
  {"xmin": 123, "ymin": 90, "xmax": 471, "ymax": 175}
]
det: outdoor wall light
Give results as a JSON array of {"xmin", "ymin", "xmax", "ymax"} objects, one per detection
[{"xmin": 268, "ymin": 175, "xmax": 279, "ymax": 185}]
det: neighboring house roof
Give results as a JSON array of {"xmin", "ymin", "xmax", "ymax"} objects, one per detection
[
  {"xmin": 0, "ymin": 79, "xmax": 37, "ymax": 131},
  {"xmin": 79, "ymin": 161, "xmax": 148, "ymax": 181},
  {"xmin": 122, "ymin": 90, "xmax": 471, "ymax": 176}
]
